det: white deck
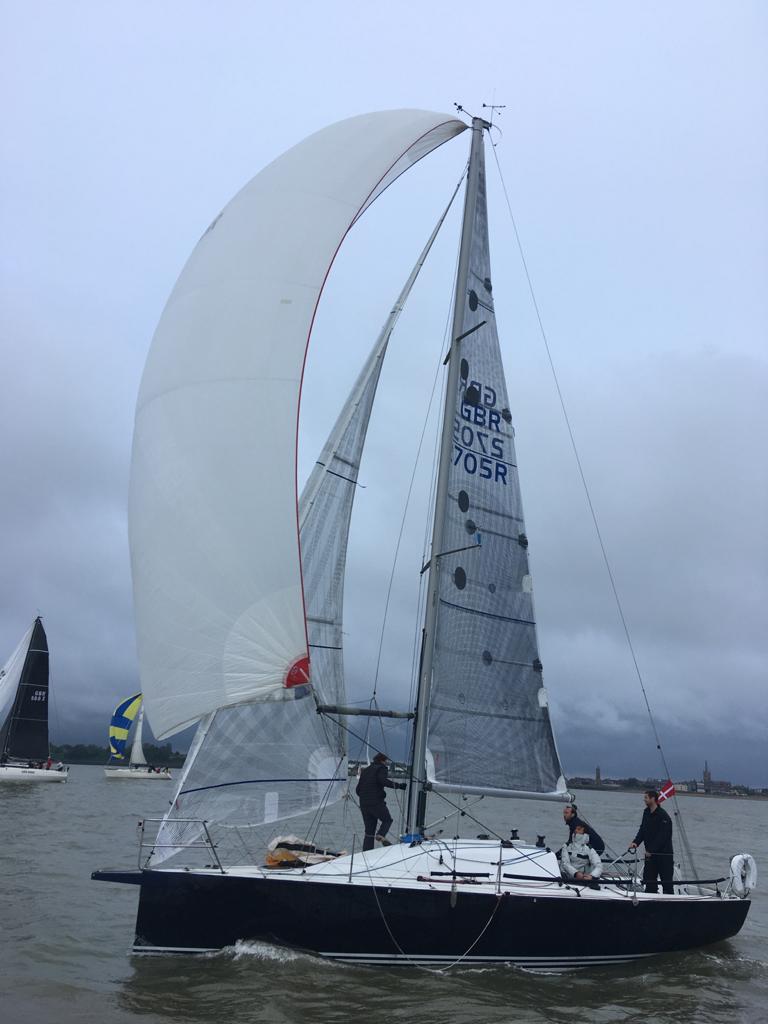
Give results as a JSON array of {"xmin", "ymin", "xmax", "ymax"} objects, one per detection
[{"xmin": 152, "ymin": 838, "xmax": 734, "ymax": 904}]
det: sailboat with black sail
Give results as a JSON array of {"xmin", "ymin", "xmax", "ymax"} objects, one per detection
[
  {"xmin": 0, "ymin": 617, "xmax": 69, "ymax": 783},
  {"xmin": 93, "ymin": 110, "xmax": 755, "ymax": 966}
]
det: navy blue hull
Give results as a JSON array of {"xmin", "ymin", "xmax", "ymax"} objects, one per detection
[{"xmin": 94, "ymin": 870, "xmax": 751, "ymax": 965}]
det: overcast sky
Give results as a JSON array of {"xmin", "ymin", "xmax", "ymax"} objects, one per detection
[{"xmin": 1, "ymin": 2, "xmax": 766, "ymax": 785}]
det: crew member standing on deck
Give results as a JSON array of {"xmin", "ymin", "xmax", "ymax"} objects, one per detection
[
  {"xmin": 356, "ymin": 753, "xmax": 406, "ymax": 851},
  {"xmin": 629, "ymin": 789, "xmax": 674, "ymax": 894}
]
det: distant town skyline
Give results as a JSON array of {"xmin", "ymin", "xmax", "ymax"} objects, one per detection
[{"xmin": 568, "ymin": 760, "xmax": 766, "ymax": 796}]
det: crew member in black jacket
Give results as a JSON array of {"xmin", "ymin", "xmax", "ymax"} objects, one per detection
[
  {"xmin": 355, "ymin": 753, "xmax": 406, "ymax": 851},
  {"xmin": 629, "ymin": 789, "xmax": 674, "ymax": 894},
  {"xmin": 562, "ymin": 804, "xmax": 605, "ymax": 855}
]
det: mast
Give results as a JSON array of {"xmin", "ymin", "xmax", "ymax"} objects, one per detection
[{"xmin": 407, "ymin": 118, "xmax": 488, "ymax": 835}]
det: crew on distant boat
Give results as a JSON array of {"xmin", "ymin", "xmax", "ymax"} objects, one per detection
[
  {"xmin": 562, "ymin": 803, "xmax": 605, "ymax": 854},
  {"xmin": 561, "ymin": 824, "xmax": 603, "ymax": 885},
  {"xmin": 629, "ymin": 789, "xmax": 674, "ymax": 894},
  {"xmin": 355, "ymin": 752, "xmax": 406, "ymax": 851}
]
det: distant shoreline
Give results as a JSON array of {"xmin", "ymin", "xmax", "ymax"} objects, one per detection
[{"xmin": 571, "ymin": 785, "xmax": 768, "ymax": 801}]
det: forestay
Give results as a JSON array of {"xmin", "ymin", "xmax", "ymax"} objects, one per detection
[
  {"xmin": 425, "ymin": 136, "xmax": 568, "ymax": 798},
  {"xmin": 129, "ymin": 110, "xmax": 465, "ymax": 741}
]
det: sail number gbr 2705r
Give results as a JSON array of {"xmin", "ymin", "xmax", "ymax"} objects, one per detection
[{"xmin": 454, "ymin": 379, "xmax": 509, "ymax": 485}]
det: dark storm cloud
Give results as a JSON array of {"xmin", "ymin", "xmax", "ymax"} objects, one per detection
[{"xmin": 1, "ymin": 3, "xmax": 765, "ymax": 785}]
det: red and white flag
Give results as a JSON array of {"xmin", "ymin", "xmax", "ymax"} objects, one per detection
[{"xmin": 658, "ymin": 780, "xmax": 675, "ymax": 803}]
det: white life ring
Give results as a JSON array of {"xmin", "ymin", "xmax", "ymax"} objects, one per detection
[{"xmin": 730, "ymin": 853, "xmax": 758, "ymax": 896}]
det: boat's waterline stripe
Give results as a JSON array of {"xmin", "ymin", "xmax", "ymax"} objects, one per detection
[
  {"xmin": 131, "ymin": 945, "xmax": 656, "ymax": 964},
  {"xmin": 321, "ymin": 952, "xmax": 657, "ymax": 966},
  {"xmin": 321, "ymin": 951, "xmax": 656, "ymax": 960}
]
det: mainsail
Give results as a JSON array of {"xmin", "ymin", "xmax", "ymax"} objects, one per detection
[
  {"xmin": 418, "ymin": 122, "xmax": 568, "ymax": 803},
  {"xmin": 148, "ymin": 185, "xmax": 457, "ymax": 863},
  {"xmin": 130, "ymin": 707, "xmax": 148, "ymax": 766},
  {"xmin": 108, "ymin": 692, "xmax": 143, "ymax": 761}
]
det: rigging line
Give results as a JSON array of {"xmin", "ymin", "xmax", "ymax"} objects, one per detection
[
  {"xmin": 429, "ymin": 788, "xmax": 503, "ymax": 843},
  {"xmin": 46, "ymin": 659, "xmax": 62, "ymax": 750},
  {"xmin": 403, "ymin": 208, "xmax": 463, "ymax": 755},
  {"xmin": 368, "ymin": 165, "xmax": 469, "ymax": 709},
  {"xmin": 302, "ymin": 754, "xmax": 347, "ymax": 847},
  {"xmin": 488, "ymin": 142, "xmax": 697, "ymax": 876},
  {"xmin": 361, "ymin": 846, "xmax": 505, "ymax": 975},
  {"xmin": 323, "ymin": 710, "xmax": 399, "ymax": 759},
  {"xmin": 427, "ymin": 789, "xmax": 579, "ymax": 887},
  {"xmin": 406, "ymin": 285, "xmax": 449, "ymax": 649}
]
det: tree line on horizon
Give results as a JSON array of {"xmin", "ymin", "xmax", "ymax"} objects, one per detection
[{"xmin": 50, "ymin": 742, "xmax": 186, "ymax": 766}]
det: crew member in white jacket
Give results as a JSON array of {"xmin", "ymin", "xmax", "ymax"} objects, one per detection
[{"xmin": 561, "ymin": 824, "xmax": 603, "ymax": 884}]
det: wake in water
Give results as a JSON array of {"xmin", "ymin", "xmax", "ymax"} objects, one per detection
[{"xmin": 215, "ymin": 940, "xmax": 324, "ymax": 965}]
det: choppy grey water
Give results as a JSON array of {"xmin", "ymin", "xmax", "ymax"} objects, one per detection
[{"xmin": 1, "ymin": 766, "xmax": 766, "ymax": 1024}]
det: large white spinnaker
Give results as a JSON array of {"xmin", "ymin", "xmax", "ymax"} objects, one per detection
[
  {"xmin": 129, "ymin": 111, "xmax": 465, "ymax": 740},
  {"xmin": 149, "ymin": 205, "xmax": 458, "ymax": 864}
]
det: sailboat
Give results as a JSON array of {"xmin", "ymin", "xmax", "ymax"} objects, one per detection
[
  {"xmin": 0, "ymin": 617, "xmax": 69, "ymax": 782},
  {"xmin": 104, "ymin": 693, "xmax": 172, "ymax": 780},
  {"xmin": 93, "ymin": 110, "xmax": 754, "ymax": 966}
]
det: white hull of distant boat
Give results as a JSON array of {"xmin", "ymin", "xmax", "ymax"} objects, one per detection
[
  {"xmin": 104, "ymin": 766, "xmax": 171, "ymax": 780},
  {"xmin": 0, "ymin": 618, "xmax": 69, "ymax": 782},
  {"xmin": 0, "ymin": 764, "xmax": 69, "ymax": 783}
]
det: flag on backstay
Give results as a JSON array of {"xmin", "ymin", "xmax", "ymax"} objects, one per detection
[{"xmin": 658, "ymin": 780, "xmax": 675, "ymax": 803}]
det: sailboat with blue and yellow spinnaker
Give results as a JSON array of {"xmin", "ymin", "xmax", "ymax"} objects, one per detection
[{"xmin": 104, "ymin": 693, "xmax": 171, "ymax": 780}]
